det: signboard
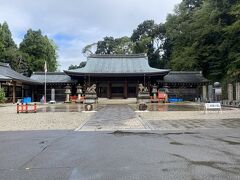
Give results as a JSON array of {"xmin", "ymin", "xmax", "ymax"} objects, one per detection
[{"xmin": 204, "ymin": 103, "xmax": 222, "ymax": 113}]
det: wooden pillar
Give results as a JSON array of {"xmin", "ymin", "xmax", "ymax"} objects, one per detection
[
  {"xmin": 88, "ymin": 75, "xmax": 91, "ymax": 86},
  {"xmin": 107, "ymin": 81, "xmax": 111, "ymax": 99},
  {"xmin": 32, "ymin": 86, "xmax": 35, "ymax": 102},
  {"xmin": 12, "ymin": 82, "xmax": 16, "ymax": 104},
  {"xmin": 124, "ymin": 81, "xmax": 128, "ymax": 99},
  {"xmin": 136, "ymin": 83, "xmax": 139, "ymax": 97},
  {"xmin": 21, "ymin": 85, "xmax": 24, "ymax": 98}
]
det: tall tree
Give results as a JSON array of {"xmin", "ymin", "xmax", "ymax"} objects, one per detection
[
  {"xmin": 95, "ymin": 36, "xmax": 133, "ymax": 54},
  {"xmin": 164, "ymin": 0, "xmax": 240, "ymax": 81},
  {"xmin": 1, "ymin": 22, "xmax": 16, "ymax": 49},
  {"xmin": 19, "ymin": 29, "xmax": 58, "ymax": 74},
  {"xmin": 95, "ymin": 36, "xmax": 115, "ymax": 54},
  {"xmin": 131, "ymin": 20, "xmax": 166, "ymax": 68},
  {"xmin": 0, "ymin": 21, "xmax": 23, "ymax": 72},
  {"xmin": 0, "ymin": 24, "xmax": 4, "ymax": 58},
  {"xmin": 224, "ymin": 1, "xmax": 240, "ymax": 80}
]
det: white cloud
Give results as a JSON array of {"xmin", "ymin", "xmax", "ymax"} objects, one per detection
[{"xmin": 0, "ymin": 0, "xmax": 181, "ymax": 70}]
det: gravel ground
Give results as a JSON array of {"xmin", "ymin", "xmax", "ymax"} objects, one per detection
[{"xmin": 0, "ymin": 104, "xmax": 93, "ymax": 131}]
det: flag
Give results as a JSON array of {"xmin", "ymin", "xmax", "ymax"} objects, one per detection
[{"xmin": 44, "ymin": 61, "xmax": 47, "ymax": 73}]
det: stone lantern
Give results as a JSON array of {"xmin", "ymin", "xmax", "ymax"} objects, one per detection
[
  {"xmin": 152, "ymin": 84, "xmax": 158, "ymax": 100},
  {"xmin": 76, "ymin": 84, "xmax": 83, "ymax": 103},
  {"xmin": 65, "ymin": 85, "xmax": 71, "ymax": 103}
]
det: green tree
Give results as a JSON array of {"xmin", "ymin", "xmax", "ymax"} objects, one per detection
[
  {"xmin": 0, "ymin": 88, "xmax": 6, "ymax": 103},
  {"xmin": 224, "ymin": 2, "xmax": 240, "ymax": 81},
  {"xmin": 83, "ymin": 0, "xmax": 240, "ymax": 82},
  {"xmin": 95, "ymin": 36, "xmax": 115, "ymax": 54},
  {"xmin": 82, "ymin": 43, "xmax": 97, "ymax": 56},
  {"xmin": 19, "ymin": 29, "xmax": 58, "ymax": 74},
  {"xmin": 164, "ymin": 0, "xmax": 240, "ymax": 81},
  {"xmin": 0, "ymin": 21, "xmax": 18, "ymax": 68},
  {"xmin": 95, "ymin": 36, "xmax": 133, "ymax": 55},
  {"xmin": 0, "ymin": 24, "xmax": 4, "ymax": 59},
  {"xmin": 1, "ymin": 22, "xmax": 16, "ymax": 49},
  {"xmin": 131, "ymin": 20, "xmax": 166, "ymax": 68},
  {"xmin": 68, "ymin": 61, "xmax": 86, "ymax": 70}
]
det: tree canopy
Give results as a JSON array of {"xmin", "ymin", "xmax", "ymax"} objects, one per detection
[
  {"xmin": 0, "ymin": 22, "xmax": 58, "ymax": 76},
  {"xmin": 19, "ymin": 29, "xmax": 58, "ymax": 74},
  {"xmin": 68, "ymin": 61, "xmax": 86, "ymax": 70},
  {"xmin": 165, "ymin": 0, "xmax": 240, "ymax": 82},
  {"xmin": 84, "ymin": 0, "xmax": 240, "ymax": 82}
]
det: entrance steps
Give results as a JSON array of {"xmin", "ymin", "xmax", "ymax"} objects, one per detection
[{"xmin": 98, "ymin": 98, "xmax": 137, "ymax": 105}]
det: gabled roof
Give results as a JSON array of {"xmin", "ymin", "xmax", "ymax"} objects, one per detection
[
  {"xmin": 64, "ymin": 54, "xmax": 170, "ymax": 76},
  {"xmin": 30, "ymin": 72, "xmax": 74, "ymax": 83},
  {"xmin": 0, "ymin": 62, "xmax": 40, "ymax": 84},
  {"xmin": 163, "ymin": 71, "xmax": 209, "ymax": 83}
]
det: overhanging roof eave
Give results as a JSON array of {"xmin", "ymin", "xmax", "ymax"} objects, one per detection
[{"xmin": 64, "ymin": 71, "xmax": 170, "ymax": 77}]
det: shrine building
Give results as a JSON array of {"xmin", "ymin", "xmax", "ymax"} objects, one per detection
[
  {"xmin": 0, "ymin": 54, "xmax": 209, "ymax": 103},
  {"xmin": 31, "ymin": 54, "xmax": 209, "ymax": 101}
]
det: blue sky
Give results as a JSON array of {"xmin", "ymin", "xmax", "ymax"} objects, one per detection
[{"xmin": 0, "ymin": 0, "xmax": 181, "ymax": 71}]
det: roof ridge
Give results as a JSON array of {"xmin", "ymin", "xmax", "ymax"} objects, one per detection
[
  {"xmin": 32, "ymin": 72, "xmax": 66, "ymax": 75},
  {"xmin": 169, "ymin": 71, "xmax": 202, "ymax": 74},
  {"xmin": 0, "ymin": 62, "xmax": 10, "ymax": 67},
  {"xmin": 88, "ymin": 54, "xmax": 147, "ymax": 58}
]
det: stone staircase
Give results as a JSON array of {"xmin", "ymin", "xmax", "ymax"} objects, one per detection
[{"xmin": 98, "ymin": 98, "xmax": 137, "ymax": 105}]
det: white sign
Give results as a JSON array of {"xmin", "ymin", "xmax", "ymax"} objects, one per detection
[{"xmin": 204, "ymin": 103, "xmax": 222, "ymax": 113}]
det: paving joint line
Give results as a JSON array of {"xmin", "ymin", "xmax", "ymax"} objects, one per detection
[
  {"xmin": 74, "ymin": 117, "xmax": 92, "ymax": 131},
  {"xmin": 136, "ymin": 114, "xmax": 154, "ymax": 130}
]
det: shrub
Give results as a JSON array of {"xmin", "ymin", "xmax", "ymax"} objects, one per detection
[{"xmin": 0, "ymin": 88, "xmax": 6, "ymax": 103}]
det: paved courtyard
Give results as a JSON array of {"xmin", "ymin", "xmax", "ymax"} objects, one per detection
[
  {"xmin": 0, "ymin": 103, "xmax": 240, "ymax": 131},
  {"xmin": 0, "ymin": 103, "xmax": 240, "ymax": 179}
]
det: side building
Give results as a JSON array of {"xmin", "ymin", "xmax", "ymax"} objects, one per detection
[
  {"xmin": 30, "ymin": 72, "xmax": 76, "ymax": 102},
  {"xmin": 0, "ymin": 62, "xmax": 40, "ymax": 103}
]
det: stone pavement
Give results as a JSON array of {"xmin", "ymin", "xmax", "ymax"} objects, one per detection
[
  {"xmin": 147, "ymin": 118, "xmax": 240, "ymax": 130},
  {"xmin": 76, "ymin": 104, "xmax": 240, "ymax": 131},
  {"xmin": 138, "ymin": 109, "xmax": 240, "ymax": 130},
  {"xmin": 75, "ymin": 104, "xmax": 240, "ymax": 131},
  {"xmin": 79, "ymin": 105, "xmax": 146, "ymax": 131}
]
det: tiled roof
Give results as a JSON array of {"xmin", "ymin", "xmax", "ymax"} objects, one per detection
[
  {"xmin": 64, "ymin": 54, "xmax": 170, "ymax": 76},
  {"xmin": 30, "ymin": 72, "xmax": 74, "ymax": 83},
  {"xmin": 0, "ymin": 74, "xmax": 12, "ymax": 81},
  {"xmin": 163, "ymin": 71, "xmax": 209, "ymax": 83},
  {"xmin": 0, "ymin": 62, "xmax": 40, "ymax": 84}
]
